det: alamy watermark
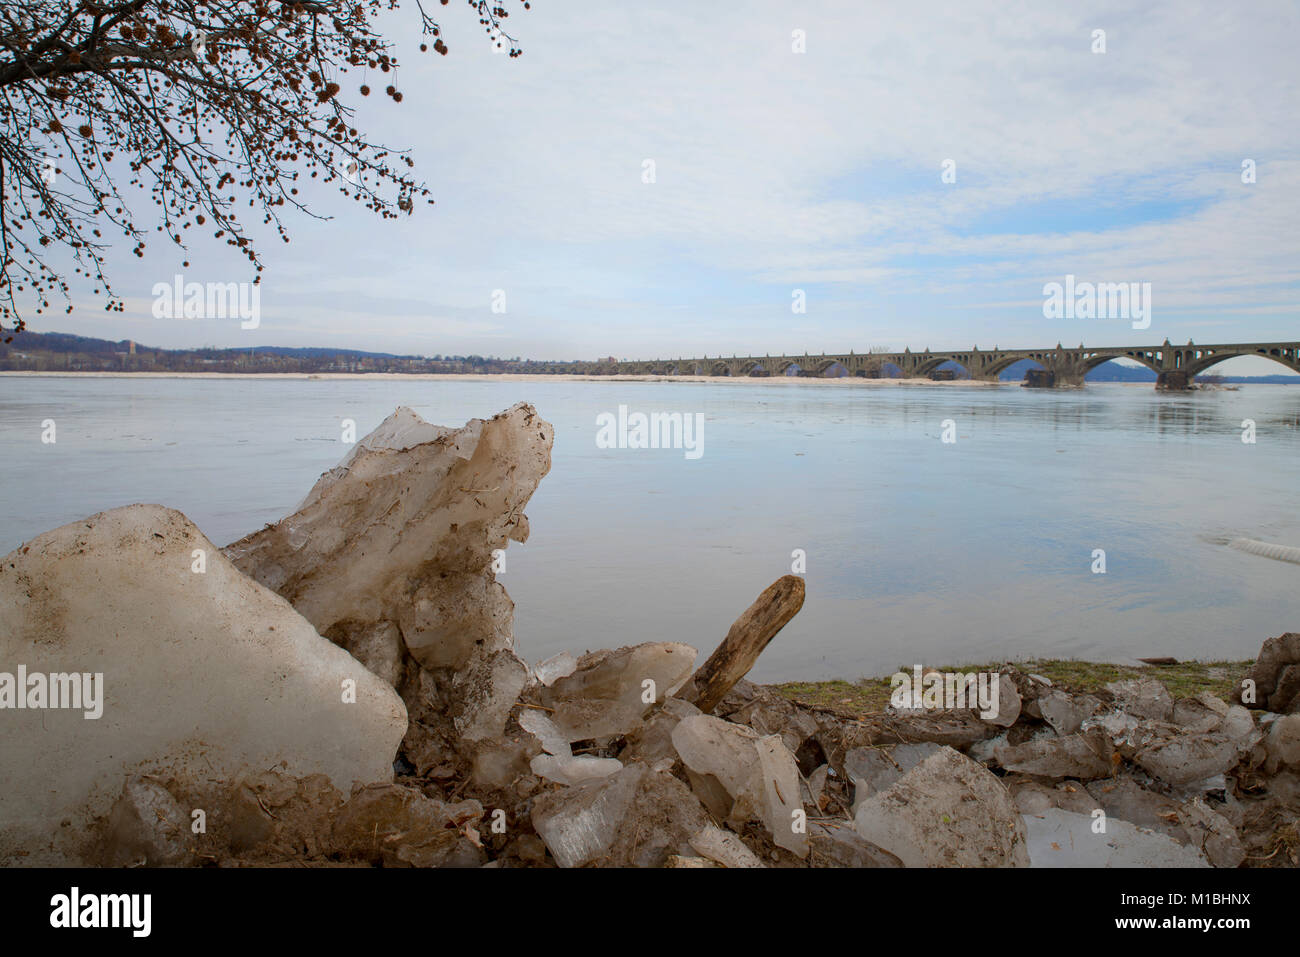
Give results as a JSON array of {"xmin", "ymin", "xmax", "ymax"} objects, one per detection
[
  {"xmin": 0, "ymin": 666, "xmax": 103, "ymax": 719},
  {"xmin": 1042, "ymin": 274, "xmax": 1151, "ymax": 329},
  {"xmin": 595, "ymin": 405, "xmax": 704, "ymax": 459},
  {"xmin": 50, "ymin": 887, "xmax": 150, "ymax": 937},
  {"xmin": 890, "ymin": 665, "xmax": 1001, "ymax": 720},
  {"xmin": 151, "ymin": 274, "xmax": 261, "ymax": 329}
]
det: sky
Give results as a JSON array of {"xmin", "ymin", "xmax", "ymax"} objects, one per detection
[{"xmin": 25, "ymin": 1, "xmax": 1300, "ymax": 371}]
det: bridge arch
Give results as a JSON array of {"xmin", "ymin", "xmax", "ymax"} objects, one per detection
[
  {"xmin": 709, "ymin": 360, "xmax": 732, "ymax": 377},
  {"xmin": 813, "ymin": 359, "xmax": 850, "ymax": 377},
  {"xmin": 1185, "ymin": 347, "xmax": 1300, "ymax": 378},
  {"xmin": 988, "ymin": 356, "xmax": 1049, "ymax": 381},
  {"xmin": 1083, "ymin": 351, "xmax": 1161, "ymax": 375},
  {"xmin": 912, "ymin": 356, "xmax": 971, "ymax": 378},
  {"xmin": 983, "ymin": 354, "xmax": 1040, "ymax": 379}
]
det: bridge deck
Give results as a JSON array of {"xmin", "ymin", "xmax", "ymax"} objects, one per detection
[{"xmin": 579, "ymin": 342, "xmax": 1300, "ymax": 386}]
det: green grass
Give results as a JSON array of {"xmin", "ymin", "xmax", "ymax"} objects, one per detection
[{"xmin": 772, "ymin": 658, "xmax": 1251, "ymax": 718}]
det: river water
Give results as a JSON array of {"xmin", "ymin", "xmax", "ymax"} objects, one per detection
[{"xmin": 2, "ymin": 375, "xmax": 1296, "ymax": 681}]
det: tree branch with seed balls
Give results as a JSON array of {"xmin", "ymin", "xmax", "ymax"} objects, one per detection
[{"xmin": 0, "ymin": 0, "xmax": 528, "ymax": 340}]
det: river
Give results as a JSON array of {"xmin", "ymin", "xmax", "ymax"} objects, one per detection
[{"xmin": 2, "ymin": 375, "xmax": 1296, "ymax": 681}]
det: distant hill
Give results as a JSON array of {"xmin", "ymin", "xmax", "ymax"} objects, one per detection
[
  {"xmin": 4, "ymin": 331, "xmax": 127, "ymax": 355},
  {"xmin": 0, "ymin": 330, "xmax": 549, "ymax": 374},
  {"xmin": 1, "ymin": 330, "xmax": 420, "ymax": 360}
]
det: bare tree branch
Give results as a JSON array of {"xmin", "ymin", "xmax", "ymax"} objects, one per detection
[{"xmin": 0, "ymin": 0, "xmax": 528, "ymax": 339}]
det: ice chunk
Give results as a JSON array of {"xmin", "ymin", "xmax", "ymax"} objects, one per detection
[
  {"xmin": 689, "ymin": 825, "xmax": 764, "ymax": 868},
  {"xmin": 671, "ymin": 714, "xmax": 807, "ymax": 857},
  {"xmin": 1037, "ymin": 689, "xmax": 1101, "ymax": 735},
  {"xmin": 1234, "ymin": 632, "xmax": 1300, "ymax": 711},
  {"xmin": 540, "ymin": 643, "xmax": 698, "ymax": 741},
  {"xmin": 844, "ymin": 743, "xmax": 943, "ymax": 807},
  {"xmin": 518, "ymin": 708, "xmax": 571, "ymax": 756},
  {"xmin": 854, "ymin": 747, "xmax": 1029, "ymax": 867},
  {"xmin": 1106, "ymin": 678, "xmax": 1173, "ymax": 721},
  {"xmin": 531, "ymin": 764, "xmax": 647, "ymax": 867},
  {"xmin": 1134, "ymin": 732, "xmax": 1241, "ymax": 787},
  {"xmin": 1022, "ymin": 808, "xmax": 1209, "ymax": 867},
  {"xmin": 1082, "ymin": 709, "xmax": 1143, "ymax": 747},
  {"xmin": 530, "ymin": 754, "xmax": 623, "ymax": 787},
  {"xmin": 994, "ymin": 729, "xmax": 1116, "ymax": 780},
  {"xmin": 450, "ymin": 650, "xmax": 529, "ymax": 742},
  {"xmin": 325, "ymin": 619, "xmax": 405, "ymax": 688},
  {"xmin": 1263, "ymin": 714, "xmax": 1300, "ymax": 773},
  {"xmin": 808, "ymin": 821, "xmax": 903, "ymax": 868},
  {"xmin": 0, "ymin": 504, "xmax": 407, "ymax": 866},
  {"xmin": 534, "ymin": 652, "xmax": 578, "ymax": 687},
  {"xmin": 621, "ymin": 697, "xmax": 702, "ymax": 764},
  {"xmin": 101, "ymin": 776, "xmax": 191, "ymax": 867},
  {"xmin": 1171, "ymin": 696, "xmax": 1225, "ymax": 733},
  {"xmin": 531, "ymin": 762, "xmax": 712, "ymax": 867},
  {"xmin": 983, "ymin": 673, "xmax": 1021, "ymax": 727},
  {"xmin": 225, "ymin": 403, "xmax": 552, "ymax": 671},
  {"xmin": 1219, "ymin": 705, "xmax": 1262, "ymax": 754}
]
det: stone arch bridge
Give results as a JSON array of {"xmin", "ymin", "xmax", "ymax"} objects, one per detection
[{"xmin": 557, "ymin": 341, "xmax": 1300, "ymax": 389}]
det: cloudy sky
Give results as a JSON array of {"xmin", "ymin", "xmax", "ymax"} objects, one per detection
[{"xmin": 34, "ymin": 1, "xmax": 1300, "ymax": 369}]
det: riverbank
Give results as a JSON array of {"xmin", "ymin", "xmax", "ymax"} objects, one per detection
[
  {"xmin": 775, "ymin": 658, "xmax": 1250, "ymax": 715},
  {"xmin": 766, "ymin": 650, "xmax": 1300, "ymax": 868}
]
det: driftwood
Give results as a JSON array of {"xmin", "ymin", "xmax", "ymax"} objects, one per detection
[{"xmin": 684, "ymin": 575, "xmax": 806, "ymax": 713}]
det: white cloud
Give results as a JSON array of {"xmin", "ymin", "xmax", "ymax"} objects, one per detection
[{"xmin": 23, "ymin": 0, "xmax": 1300, "ymax": 359}]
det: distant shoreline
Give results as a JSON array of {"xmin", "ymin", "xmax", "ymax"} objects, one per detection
[
  {"xmin": 0, "ymin": 371, "xmax": 1098, "ymax": 387},
  {"xmin": 0, "ymin": 370, "xmax": 1014, "ymax": 386},
  {"xmin": 4, "ymin": 371, "xmax": 1292, "ymax": 388}
]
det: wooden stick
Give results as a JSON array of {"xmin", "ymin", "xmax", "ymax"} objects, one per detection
[{"xmin": 684, "ymin": 575, "xmax": 806, "ymax": 713}]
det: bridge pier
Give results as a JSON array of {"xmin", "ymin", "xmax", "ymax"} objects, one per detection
[
  {"xmin": 1049, "ymin": 368, "xmax": 1087, "ymax": 388},
  {"xmin": 1156, "ymin": 370, "xmax": 1192, "ymax": 391}
]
